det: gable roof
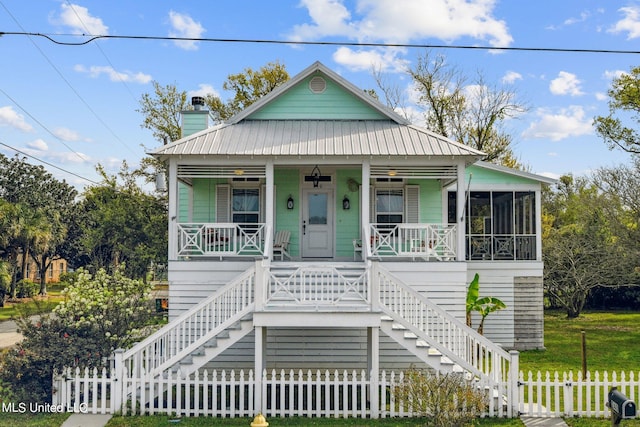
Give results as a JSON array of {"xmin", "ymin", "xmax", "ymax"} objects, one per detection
[
  {"xmin": 150, "ymin": 61, "xmax": 486, "ymax": 161},
  {"xmin": 475, "ymin": 161, "xmax": 557, "ymax": 184}
]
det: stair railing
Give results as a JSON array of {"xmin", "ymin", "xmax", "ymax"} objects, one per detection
[
  {"xmin": 119, "ymin": 265, "xmax": 256, "ymax": 379},
  {"xmin": 375, "ymin": 264, "xmax": 515, "ymax": 384}
]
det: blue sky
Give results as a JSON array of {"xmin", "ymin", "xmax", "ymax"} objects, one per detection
[{"xmin": 1, "ymin": 0, "xmax": 639, "ymax": 189}]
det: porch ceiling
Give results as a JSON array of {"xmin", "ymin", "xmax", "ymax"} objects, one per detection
[{"xmin": 151, "ymin": 120, "xmax": 485, "ymax": 160}]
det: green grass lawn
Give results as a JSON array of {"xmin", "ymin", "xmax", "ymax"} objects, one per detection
[
  {"xmin": 0, "ymin": 284, "xmax": 65, "ymax": 322},
  {"xmin": 519, "ymin": 310, "xmax": 640, "ymax": 375}
]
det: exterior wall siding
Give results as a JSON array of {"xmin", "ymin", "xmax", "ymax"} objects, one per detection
[
  {"xmin": 467, "ymin": 165, "xmax": 540, "ymax": 186},
  {"xmin": 466, "ymin": 261, "xmax": 544, "ymax": 350},
  {"xmin": 336, "ymin": 169, "xmax": 361, "ymax": 259},
  {"xmin": 274, "ymin": 168, "xmax": 300, "ymax": 257},
  {"xmin": 247, "ymin": 76, "xmax": 387, "ymax": 121}
]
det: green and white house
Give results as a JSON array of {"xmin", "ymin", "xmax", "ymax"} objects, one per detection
[{"xmin": 105, "ymin": 62, "xmax": 554, "ymax": 418}]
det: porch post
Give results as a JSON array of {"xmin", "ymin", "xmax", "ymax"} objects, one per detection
[
  {"xmin": 456, "ymin": 162, "xmax": 466, "ymax": 261},
  {"xmin": 367, "ymin": 326, "xmax": 380, "ymax": 418},
  {"xmin": 361, "ymin": 160, "xmax": 370, "ymax": 248},
  {"xmin": 254, "ymin": 326, "xmax": 267, "ymax": 414},
  {"xmin": 265, "ymin": 160, "xmax": 274, "ymax": 256},
  {"xmin": 168, "ymin": 159, "xmax": 178, "ymax": 261},
  {"xmin": 535, "ymin": 190, "xmax": 543, "ymax": 261}
]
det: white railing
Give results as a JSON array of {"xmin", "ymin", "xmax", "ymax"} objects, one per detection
[
  {"xmin": 177, "ymin": 223, "xmax": 267, "ymax": 257},
  {"xmin": 369, "ymin": 223, "xmax": 456, "ymax": 260},
  {"xmin": 375, "ymin": 264, "xmax": 518, "ymax": 414},
  {"xmin": 264, "ymin": 265, "xmax": 369, "ymax": 309},
  {"xmin": 120, "ymin": 267, "xmax": 256, "ymax": 379},
  {"xmin": 53, "ymin": 367, "xmax": 508, "ymax": 418}
]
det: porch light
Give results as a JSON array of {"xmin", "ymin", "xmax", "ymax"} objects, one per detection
[
  {"xmin": 387, "ymin": 169, "xmax": 397, "ymax": 177},
  {"xmin": 311, "ymin": 165, "xmax": 321, "ymax": 188},
  {"xmin": 342, "ymin": 195, "xmax": 350, "ymax": 210},
  {"xmin": 234, "ymin": 169, "xmax": 245, "ymax": 176},
  {"xmin": 287, "ymin": 195, "xmax": 294, "ymax": 210}
]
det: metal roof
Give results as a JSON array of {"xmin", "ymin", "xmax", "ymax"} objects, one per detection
[{"xmin": 150, "ymin": 120, "xmax": 485, "ymax": 159}]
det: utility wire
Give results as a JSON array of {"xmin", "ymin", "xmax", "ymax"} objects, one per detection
[
  {"xmin": 0, "ymin": 141, "xmax": 99, "ymax": 185},
  {"xmin": 0, "ymin": 87, "xmax": 88, "ymax": 164},
  {"xmin": 0, "ymin": 4, "xmax": 140, "ymax": 157},
  {"xmin": 63, "ymin": 1, "xmax": 138, "ymax": 103},
  {"xmin": 2, "ymin": 31, "xmax": 640, "ymax": 55}
]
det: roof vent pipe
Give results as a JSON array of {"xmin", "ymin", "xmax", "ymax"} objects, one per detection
[{"xmin": 191, "ymin": 96, "xmax": 206, "ymax": 111}]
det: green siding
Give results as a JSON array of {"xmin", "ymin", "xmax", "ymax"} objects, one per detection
[
  {"xmin": 248, "ymin": 75, "xmax": 387, "ymax": 120},
  {"xmin": 181, "ymin": 111, "xmax": 208, "ymax": 137},
  {"xmin": 274, "ymin": 169, "xmax": 300, "ymax": 257},
  {"xmin": 336, "ymin": 169, "xmax": 361, "ymax": 258},
  {"xmin": 408, "ymin": 179, "xmax": 442, "ymax": 223},
  {"xmin": 467, "ymin": 165, "xmax": 540, "ymax": 186}
]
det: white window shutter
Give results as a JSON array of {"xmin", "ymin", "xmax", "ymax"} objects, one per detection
[
  {"xmin": 405, "ymin": 185, "xmax": 420, "ymax": 223},
  {"xmin": 216, "ymin": 184, "xmax": 230, "ymax": 222}
]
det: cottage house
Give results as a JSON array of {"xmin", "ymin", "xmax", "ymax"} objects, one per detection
[{"xmin": 114, "ymin": 61, "xmax": 554, "ymax": 417}]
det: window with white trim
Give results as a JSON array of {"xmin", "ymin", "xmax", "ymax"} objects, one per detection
[{"xmin": 232, "ymin": 188, "xmax": 260, "ymax": 223}]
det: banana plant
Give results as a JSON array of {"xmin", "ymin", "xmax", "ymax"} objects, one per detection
[{"xmin": 466, "ymin": 273, "xmax": 506, "ymax": 335}]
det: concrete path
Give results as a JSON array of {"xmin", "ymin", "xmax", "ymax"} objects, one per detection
[
  {"xmin": 61, "ymin": 414, "xmax": 112, "ymax": 427},
  {"xmin": 521, "ymin": 417, "xmax": 569, "ymax": 426},
  {"xmin": 0, "ymin": 319, "xmax": 23, "ymax": 348}
]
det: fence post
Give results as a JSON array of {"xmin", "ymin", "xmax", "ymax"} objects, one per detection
[
  {"xmin": 112, "ymin": 349, "xmax": 124, "ymax": 413},
  {"xmin": 509, "ymin": 350, "xmax": 520, "ymax": 418}
]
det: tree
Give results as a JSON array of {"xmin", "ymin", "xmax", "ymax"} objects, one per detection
[
  {"xmin": 593, "ymin": 65, "xmax": 640, "ymax": 154},
  {"xmin": 465, "ymin": 273, "xmax": 506, "ymax": 335},
  {"xmin": 542, "ymin": 175, "xmax": 636, "ymax": 318},
  {"xmin": 76, "ymin": 162, "xmax": 167, "ymax": 279},
  {"xmin": 0, "ymin": 154, "xmax": 77, "ymax": 294},
  {"xmin": 375, "ymin": 51, "xmax": 527, "ymax": 167},
  {"xmin": 138, "ymin": 61, "xmax": 290, "ymax": 144}
]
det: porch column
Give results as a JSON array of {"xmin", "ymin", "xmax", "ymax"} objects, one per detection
[
  {"xmin": 456, "ymin": 162, "xmax": 466, "ymax": 261},
  {"xmin": 254, "ymin": 326, "xmax": 267, "ymax": 414},
  {"xmin": 367, "ymin": 326, "xmax": 380, "ymax": 418},
  {"xmin": 361, "ymin": 160, "xmax": 370, "ymax": 248},
  {"xmin": 535, "ymin": 190, "xmax": 543, "ymax": 261},
  {"xmin": 265, "ymin": 160, "xmax": 274, "ymax": 256},
  {"xmin": 168, "ymin": 159, "xmax": 178, "ymax": 261}
]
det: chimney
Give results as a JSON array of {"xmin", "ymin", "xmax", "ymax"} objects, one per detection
[{"xmin": 181, "ymin": 96, "xmax": 209, "ymax": 138}]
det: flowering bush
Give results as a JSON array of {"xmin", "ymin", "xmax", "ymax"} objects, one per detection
[{"xmin": 0, "ymin": 265, "xmax": 155, "ymax": 401}]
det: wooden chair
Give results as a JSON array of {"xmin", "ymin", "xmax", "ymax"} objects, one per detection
[
  {"xmin": 273, "ymin": 230, "xmax": 291, "ymax": 260},
  {"xmin": 352, "ymin": 239, "xmax": 363, "ymax": 261}
]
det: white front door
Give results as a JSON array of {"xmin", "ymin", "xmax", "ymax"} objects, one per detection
[{"xmin": 302, "ymin": 189, "xmax": 333, "ymax": 258}]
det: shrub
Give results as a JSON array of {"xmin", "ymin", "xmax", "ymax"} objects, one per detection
[
  {"xmin": 16, "ymin": 279, "xmax": 38, "ymax": 298},
  {"xmin": 393, "ymin": 368, "xmax": 487, "ymax": 427},
  {"xmin": 0, "ymin": 265, "xmax": 155, "ymax": 402}
]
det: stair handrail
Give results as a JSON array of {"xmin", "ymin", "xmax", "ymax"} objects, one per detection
[
  {"xmin": 120, "ymin": 266, "xmax": 256, "ymax": 378},
  {"xmin": 375, "ymin": 264, "xmax": 513, "ymax": 383}
]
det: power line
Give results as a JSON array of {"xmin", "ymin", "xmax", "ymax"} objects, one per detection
[
  {"xmin": 2, "ymin": 31, "xmax": 640, "ymax": 55},
  {"xmin": 0, "ymin": 141, "xmax": 100, "ymax": 185}
]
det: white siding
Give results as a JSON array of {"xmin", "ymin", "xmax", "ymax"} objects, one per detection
[{"xmin": 466, "ymin": 261, "xmax": 544, "ymax": 350}]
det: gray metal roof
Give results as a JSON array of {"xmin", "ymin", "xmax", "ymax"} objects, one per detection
[{"xmin": 151, "ymin": 120, "xmax": 485, "ymax": 159}]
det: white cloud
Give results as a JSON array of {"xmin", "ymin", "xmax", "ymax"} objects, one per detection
[
  {"xmin": 53, "ymin": 127, "xmax": 84, "ymax": 142},
  {"xmin": 74, "ymin": 65, "xmax": 152, "ymax": 84},
  {"xmin": 290, "ymin": 0, "xmax": 512, "ymax": 47},
  {"xmin": 522, "ymin": 106, "xmax": 593, "ymax": 141},
  {"xmin": 603, "ymin": 69, "xmax": 625, "ymax": 80},
  {"xmin": 595, "ymin": 92, "xmax": 607, "ymax": 101},
  {"xmin": 26, "ymin": 139, "xmax": 48, "ymax": 151},
  {"xmin": 332, "ymin": 47, "xmax": 408, "ymax": 72},
  {"xmin": 188, "ymin": 84, "xmax": 220, "ymax": 99},
  {"xmin": 20, "ymin": 148, "xmax": 91, "ymax": 164},
  {"xmin": 609, "ymin": 6, "xmax": 640, "ymax": 39},
  {"xmin": 0, "ymin": 106, "xmax": 33, "ymax": 132},
  {"xmin": 549, "ymin": 71, "xmax": 584, "ymax": 96},
  {"xmin": 51, "ymin": 3, "xmax": 108, "ymax": 34},
  {"xmin": 168, "ymin": 11, "xmax": 205, "ymax": 50},
  {"xmin": 538, "ymin": 171, "xmax": 561, "ymax": 180},
  {"xmin": 502, "ymin": 71, "xmax": 522, "ymax": 84}
]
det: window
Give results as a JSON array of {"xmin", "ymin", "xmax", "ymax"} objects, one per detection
[
  {"xmin": 232, "ymin": 188, "xmax": 260, "ymax": 223},
  {"xmin": 375, "ymin": 189, "xmax": 404, "ymax": 224},
  {"xmin": 448, "ymin": 190, "xmax": 536, "ymax": 260}
]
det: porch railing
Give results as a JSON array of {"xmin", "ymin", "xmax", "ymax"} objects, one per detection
[
  {"xmin": 369, "ymin": 223, "xmax": 456, "ymax": 260},
  {"xmin": 177, "ymin": 223, "xmax": 267, "ymax": 258},
  {"xmin": 467, "ymin": 234, "xmax": 536, "ymax": 261}
]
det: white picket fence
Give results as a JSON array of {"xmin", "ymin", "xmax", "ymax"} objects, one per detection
[
  {"xmin": 519, "ymin": 370, "xmax": 640, "ymax": 418},
  {"xmin": 52, "ymin": 367, "xmax": 508, "ymax": 418}
]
